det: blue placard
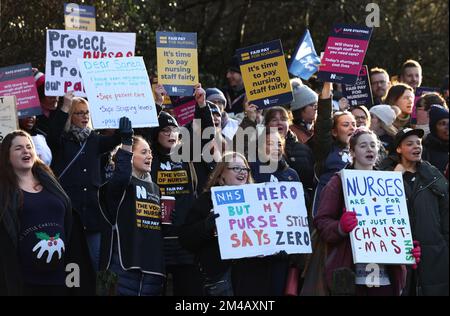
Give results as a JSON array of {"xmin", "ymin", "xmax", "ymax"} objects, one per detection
[
  {"xmin": 64, "ymin": 3, "xmax": 96, "ymax": 18},
  {"xmin": 156, "ymin": 32, "xmax": 197, "ymax": 49},
  {"xmin": 214, "ymin": 189, "xmax": 245, "ymax": 206}
]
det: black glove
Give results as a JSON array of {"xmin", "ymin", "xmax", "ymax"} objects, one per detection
[
  {"xmin": 205, "ymin": 212, "xmax": 220, "ymax": 234},
  {"xmin": 119, "ymin": 117, "xmax": 133, "ymax": 145},
  {"xmin": 289, "ymin": 254, "xmax": 306, "ymax": 269},
  {"xmin": 276, "ymin": 250, "xmax": 289, "ymax": 261}
]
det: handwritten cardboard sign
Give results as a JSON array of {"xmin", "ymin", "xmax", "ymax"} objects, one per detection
[
  {"xmin": 45, "ymin": 29, "xmax": 136, "ymax": 96},
  {"xmin": 318, "ymin": 24, "xmax": 373, "ymax": 85},
  {"xmin": 64, "ymin": 3, "xmax": 96, "ymax": 31},
  {"xmin": 237, "ymin": 40, "xmax": 293, "ymax": 109},
  {"xmin": 342, "ymin": 65, "xmax": 374, "ymax": 108},
  {"xmin": 156, "ymin": 32, "xmax": 198, "ymax": 96},
  {"xmin": 0, "ymin": 96, "xmax": 19, "ymax": 142},
  {"xmin": 211, "ymin": 182, "xmax": 312, "ymax": 260},
  {"xmin": 0, "ymin": 63, "xmax": 41, "ymax": 118},
  {"xmin": 77, "ymin": 57, "xmax": 158, "ymax": 129},
  {"xmin": 340, "ymin": 169, "xmax": 415, "ymax": 264}
]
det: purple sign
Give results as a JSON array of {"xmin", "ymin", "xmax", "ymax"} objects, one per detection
[{"xmin": 342, "ymin": 65, "xmax": 374, "ymax": 108}]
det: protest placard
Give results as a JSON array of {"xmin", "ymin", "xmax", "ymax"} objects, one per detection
[
  {"xmin": 342, "ymin": 65, "xmax": 373, "ymax": 108},
  {"xmin": 64, "ymin": 3, "xmax": 96, "ymax": 31},
  {"xmin": 156, "ymin": 32, "xmax": 198, "ymax": 96},
  {"xmin": 289, "ymin": 29, "xmax": 321, "ymax": 80},
  {"xmin": 170, "ymin": 96, "xmax": 196, "ymax": 126},
  {"xmin": 318, "ymin": 24, "xmax": 373, "ymax": 85},
  {"xmin": 45, "ymin": 29, "xmax": 136, "ymax": 96},
  {"xmin": 237, "ymin": 40, "xmax": 293, "ymax": 109},
  {"xmin": 0, "ymin": 63, "xmax": 41, "ymax": 118},
  {"xmin": 0, "ymin": 96, "xmax": 18, "ymax": 142},
  {"xmin": 211, "ymin": 181, "xmax": 312, "ymax": 260},
  {"xmin": 340, "ymin": 169, "xmax": 415, "ymax": 264},
  {"xmin": 77, "ymin": 56, "xmax": 158, "ymax": 129}
]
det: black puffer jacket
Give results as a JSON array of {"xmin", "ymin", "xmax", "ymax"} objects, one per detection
[
  {"xmin": 379, "ymin": 156, "xmax": 449, "ymax": 296},
  {"xmin": 179, "ymin": 191, "xmax": 230, "ymax": 278}
]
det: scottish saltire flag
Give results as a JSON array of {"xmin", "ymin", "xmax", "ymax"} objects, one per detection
[{"xmin": 289, "ymin": 29, "xmax": 321, "ymax": 80}]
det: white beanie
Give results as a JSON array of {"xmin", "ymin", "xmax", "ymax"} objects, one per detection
[
  {"xmin": 369, "ymin": 104, "xmax": 396, "ymax": 126},
  {"xmin": 289, "ymin": 78, "xmax": 318, "ymax": 111}
]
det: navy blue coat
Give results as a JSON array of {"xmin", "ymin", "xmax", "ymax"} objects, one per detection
[{"xmin": 48, "ymin": 109, "xmax": 121, "ymax": 231}]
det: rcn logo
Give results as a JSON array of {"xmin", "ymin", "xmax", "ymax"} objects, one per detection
[
  {"xmin": 160, "ymin": 161, "xmax": 172, "ymax": 170},
  {"xmin": 172, "ymin": 87, "xmax": 178, "ymax": 92},
  {"xmin": 263, "ymin": 99, "xmax": 270, "ymax": 106},
  {"xmin": 330, "ymin": 74, "xmax": 337, "ymax": 79}
]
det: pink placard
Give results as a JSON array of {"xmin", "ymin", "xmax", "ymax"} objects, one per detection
[
  {"xmin": 0, "ymin": 64, "xmax": 41, "ymax": 118},
  {"xmin": 173, "ymin": 99, "xmax": 196, "ymax": 126}
]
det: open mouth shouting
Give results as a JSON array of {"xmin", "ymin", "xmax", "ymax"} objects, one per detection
[
  {"xmin": 411, "ymin": 149, "xmax": 422, "ymax": 158},
  {"xmin": 235, "ymin": 173, "xmax": 247, "ymax": 183},
  {"xmin": 365, "ymin": 153, "xmax": 376, "ymax": 161},
  {"xmin": 21, "ymin": 154, "xmax": 33, "ymax": 165}
]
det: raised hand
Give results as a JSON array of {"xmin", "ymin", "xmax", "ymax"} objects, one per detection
[
  {"xmin": 153, "ymin": 84, "xmax": 167, "ymax": 105},
  {"xmin": 193, "ymin": 83, "xmax": 206, "ymax": 107},
  {"xmin": 118, "ymin": 116, "xmax": 133, "ymax": 146},
  {"xmin": 62, "ymin": 91, "xmax": 75, "ymax": 113}
]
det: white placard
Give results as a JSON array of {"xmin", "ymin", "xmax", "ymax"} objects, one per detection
[
  {"xmin": 340, "ymin": 169, "xmax": 415, "ymax": 264},
  {"xmin": 45, "ymin": 29, "xmax": 136, "ymax": 96},
  {"xmin": 77, "ymin": 57, "xmax": 158, "ymax": 129},
  {"xmin": 211, "ymin": 181, "xmax": 312, "ymax": 260}
]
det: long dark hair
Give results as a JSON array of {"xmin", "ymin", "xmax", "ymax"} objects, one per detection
[{"xmin": 0, "ymin": 130, "xmax": 54, "ymax": 218}]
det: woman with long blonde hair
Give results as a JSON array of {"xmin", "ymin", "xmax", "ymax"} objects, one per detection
[
  {"xmin": 47, "ymin": 92, "xmax": 122, "ymax": 271},
  {"xmin": 180, "ymin": 151, "xmax": 253, "ymax": 296}
]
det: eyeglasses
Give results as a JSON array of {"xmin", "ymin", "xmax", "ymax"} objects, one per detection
[
  {"xmin": 160, "ymin": 126, "xmax": 179, "ymax": 136},
  {"xmin": 73, "ymin": 111, "xmax": 90, "ymax": 117},
  {"xmin": 227, "ymin": 166, "xmax": 251, "ymax": 174},
  {"xmin": 354, "ymin": 115, "xmax": 367, "ymax": 121}
]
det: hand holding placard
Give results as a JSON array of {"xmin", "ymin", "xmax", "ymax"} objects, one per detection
[
  {"xmin": 153, "ymin": 84, "xmax": 167, "ymax": 105},
  {"xmin": 205, "ymin": 212, "xmax": 220, "ymax": 235},
  {"xmin": 62, "ymin": 91, "xmax": 75, "ymax": 112},
  {"xmin": 412, "ymin": 240, "xmax": 421, "ymax": 270},
  {"xmin": 339, "ymin": 211, "xmax": 358, "ymax": 234},
  {"xmin": 193, "ymin": 83, "xmax": 206, "ymax": 107}
]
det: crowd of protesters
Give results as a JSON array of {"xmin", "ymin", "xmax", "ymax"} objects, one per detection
[{"xmin": 0, "ymin": 55, "xmax": 448, "ymax": 297}]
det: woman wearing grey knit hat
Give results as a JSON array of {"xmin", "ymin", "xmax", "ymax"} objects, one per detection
[
  {"xmin": 289, "ymin": 78, "xmax": 319, "ymax": 145},
  {"xmin": 369, "ymin": 104, "xmax": 398, "ymax": 154}
]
